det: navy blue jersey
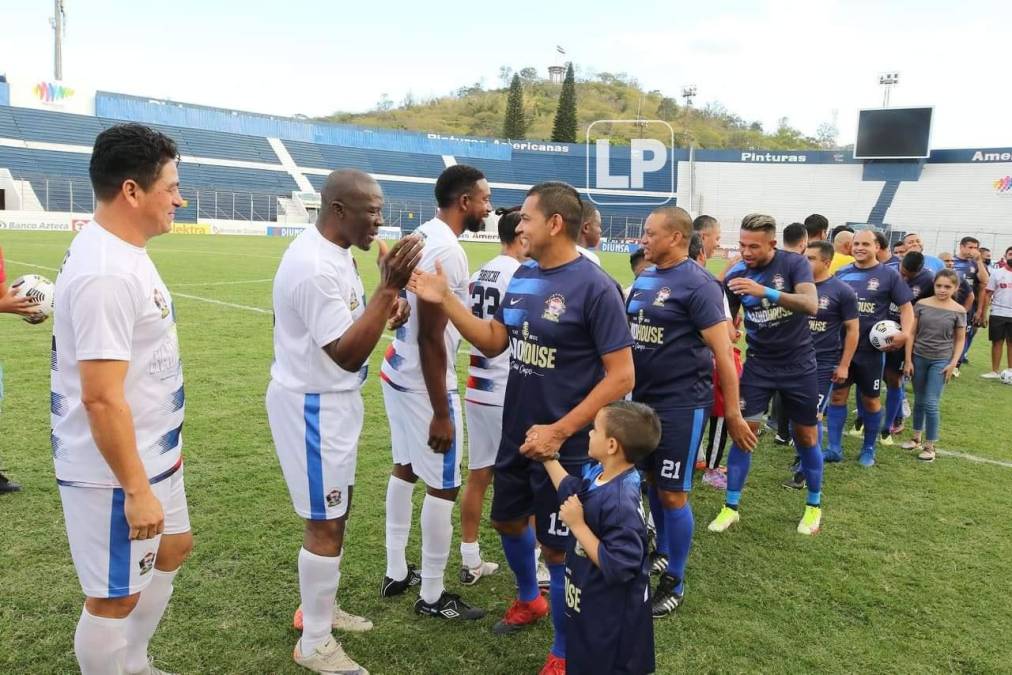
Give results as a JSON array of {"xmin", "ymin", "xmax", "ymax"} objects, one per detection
[
  {"xmin": 836, "ymin": 262, "xmax": 913, "ymax": 351},
  {"xmin": 494, "ymin": 256, "xmax": 632, "ymax": 462},
  {"xmin": 809, "ymin": 276, "xmax": 859, "ymax": 363},
  {"xmin": 626, "ymin": 260, "xmax": 726, "ymax": 407},
  {"xmin": 953, "ymin": 256, "xmax": 982, "ymax": 293},
  {"xmin": 558, "ymin": 465, "xmax": 654, "ymax": 675},
  {"xmin": 889, "ymin": 268, "xmax": 935, "ymax": 320},
  {"xmin": 725, "ymin": 250, "xmax": 815, "ymax": 362},
  {"xmin": 884, "ymin": 255, "xmax": 902, "ymax": 271}
]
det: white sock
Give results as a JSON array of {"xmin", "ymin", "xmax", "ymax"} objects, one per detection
[
  {"xmin": 534, "ymin": 545, "xmax": 542, "ymax": 567},
  {"xmin": 420, "ymin": 493, "xmax": 454, "ymax": 604},
  {"xmin": 460, "ymin": 540, "xmax": 481, "ymax": 569},
  {"xmin": 298, "ymin": 547, "xmax": 341, "ymax": 654},
  {"xmin": 123, "ymin": 567, "xmax": 177, "ymax": 673},
  {"xmin": 384, "ymin": 475, "xmax": 415, "ymax": 580},
  {"xmin": 75, "ymin": 607, "xmax": 127, "ymax": 675}
]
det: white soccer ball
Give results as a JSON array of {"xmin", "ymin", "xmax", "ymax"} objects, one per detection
[
  {"xmin": 9, "ymin": 274, "xmax": 55, "ymax": 325},
  {"xmin": 1000, "ymin": 369, "xmax": 1012, "ymax": 385},
  {"xmin": 869, "ymin": 319, "xmax": 902, "ymax": 351}
]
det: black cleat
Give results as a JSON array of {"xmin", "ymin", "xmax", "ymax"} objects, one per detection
[
  {"xmin": 648, "ymin": 551, "xmax": 668, "ymax": 576},
  {"xmin": 0, "ymin": 473, "xmax": 22, "ymax": 493},
  {"xmin": 774, "ymin": 434, "xmax": 793, "ymax": 446},
  {"xmin": 414, "ymin": 592, "xmax": 485, "ymax": 620},
  {"xmin": 651, "ymin": 573, "xmax": 684, "ymax": 618},
  {"xmin": 380, "ymin": 564, "xmax": 421, "ymax": 598},
  {"xmin": 782, "ymin": 471, "xmax": 806, "ymax": 490}
]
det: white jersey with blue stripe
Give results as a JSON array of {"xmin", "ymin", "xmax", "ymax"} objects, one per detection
[
  {"xmin": 466, "ymin": 254, "xmax": 521, "ymax": 406},
  {"xmin": 51, "ymin": 221, "xmax": 184, "ymax": 488},
  {"xmin": 270, "ymin": 226, "xmax": 368, "ymax": 394}
]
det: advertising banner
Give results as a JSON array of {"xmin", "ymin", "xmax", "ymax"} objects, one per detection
[
  {"xmin": 0, "ymin": 210, "xmax": 79, "ymax": 231},
  {"xmin": 6, "ymin": 75, "xmax": 95, "ymax": 115}
]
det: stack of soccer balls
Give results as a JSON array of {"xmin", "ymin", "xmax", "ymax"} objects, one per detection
[{"xmin": 10, "ymin": 274, "xmax": 55, "ymax": 325}]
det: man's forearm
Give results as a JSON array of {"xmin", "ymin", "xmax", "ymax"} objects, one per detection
[
  {"xmin": 840, "ymin": 323, "xmax": 859, "ymax": 369},
  {"xmin": 419, "ymin": 333, "xmax": 450, "ymax": 417},
  {"xmin": 325, "ymin": 287, "xmax": 398, "ymax": 372},
  {"xmin": 776, "ymin": 289, "xmax": 818, "ymax": 316},
  {"xmin": 85, "ymin": 399, "xmax": 149, "ymax": 495},
  {"xmin": 440, "ymin": 293, "xmax": 508, "ymax": 356}
]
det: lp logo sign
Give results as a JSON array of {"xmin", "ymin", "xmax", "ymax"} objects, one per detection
[{"xmin": 585, "ymin": 120, "xmax": 675, "ymax": 206}]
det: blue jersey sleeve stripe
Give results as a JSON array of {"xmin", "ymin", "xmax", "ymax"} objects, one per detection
[
  {"xmin": 506, "ymin": 277, "xmax": 548, "ymax": 295},
  {"xmin": 501, "ymin": 307, "xmax": 527, "ymax": 327},
  {"xmin": 107, "ymin": 488, "xmax": 131, "ymax": 598},
  {"xmin": 303, "ymin": 394, "xmax": 326, "ymax": 519}
]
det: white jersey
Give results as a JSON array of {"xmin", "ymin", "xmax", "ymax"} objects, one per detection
[
  {"xmin": 270, "ymin": 226, "xmax": 367, "ymax": 393},
  {"xmin": 986, "ymin": 265, "xmax": 1012, "ymax": 318},
  {"xmin": 380, "ymin": 218, "xmax": 468, "ymax": 393},
  {"xmin": 466, "ymin": 254, "xmax": 522, "ymax": 406},
  {"xmin": 51, "ymin": 221, "xmax": 184, "ymax": 488},
  {"xmin": 577, "ymin": 245, "xmax": 601, "ymax": 266}
]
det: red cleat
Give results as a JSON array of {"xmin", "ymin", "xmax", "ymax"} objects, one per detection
[
  {"xmin": 492, "ymin": 593, "xmax": 549, "ymax": 635},
  {"xmin": 539, "ymin": 652, "xmax": 566, "ymax": 675}
]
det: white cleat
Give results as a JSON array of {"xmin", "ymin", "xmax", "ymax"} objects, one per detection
[
  {"xmin": 536, "ymin": 559, "xmax": 551, "ymax": 588},
  {"xmin": 707, "ymin": 506, "xmax": 740, "ymax": 533},
  {"xmin": 981, "ymin": 371, "xmax": 1001, "ymax": 379},
  {"xmin": 294, "ymin": 636, "xmax": 369, "ymax": 675},
  {"xmin": 459, "ymin": 560, "xmax": 500, "ymax": 586},
  {"xmin": 332, "ymin": 606, "xmax": 373, "ymax": 633}
]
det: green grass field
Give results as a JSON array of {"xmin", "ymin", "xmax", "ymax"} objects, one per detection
[{"xmin": 1, "ymin": 231, "xmax": 1011, "ymax": 674}]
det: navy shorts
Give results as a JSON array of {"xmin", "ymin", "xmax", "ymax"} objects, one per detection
[
  {"xmin": 740, "ymin": 353, "xmax": 819, "ymax": 427},
  {"xmin": 843, "ymin": 350, "xmax": 885, "ymax": 398},
  {"xmin": 639, "ymin": 405, "xmax": 710, "ymax": 493},
  {"xmin": 883, "ymin": 348, "xmax": 905, "ymax": 374},
  {"xmin": 491, "ymin": 439, "xmax": 585, "ymax": 551}
]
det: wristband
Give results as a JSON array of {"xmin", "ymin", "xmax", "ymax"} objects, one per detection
[{"xmin": 764, "ymin": 287, "xmax": 781, "ymax": 304}]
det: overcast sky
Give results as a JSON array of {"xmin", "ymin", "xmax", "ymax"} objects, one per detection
[{"xmin": 1, "ymin": 0, "xmax": 1008, "ymax": 148}]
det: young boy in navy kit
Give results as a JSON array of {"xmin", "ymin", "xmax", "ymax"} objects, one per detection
[{"xmin": 539, "ymin": 401, "xmax": 659, "ymax": 675}]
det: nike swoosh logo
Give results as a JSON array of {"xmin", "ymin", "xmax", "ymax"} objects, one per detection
[
  {"xmin": 632, "ymin": 292, "xmax": 642, "ymax": 298},
  {"xmin": 509, "ymin": 298, "xmax": 522, "ymax": 305}
]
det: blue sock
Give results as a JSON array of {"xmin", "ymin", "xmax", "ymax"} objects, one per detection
[
  {"xmin": 827, "ymin": 404, "xmax": 847, "ymax": 453},
  {"xmin": 501, "ymin": 526, "xmax": 538, "ymax": 602},
  {"xmin": 663, "ymin": 504, "xmax": 693, "ymax": 594},
  {"xmin": 816, "ymin": 420, "xmax": 824, "ymax": 450},
  {"xmin": 862, "ymin": 408, "xmax": 883, "ymax": 454},
  {"xmin": 884, "ymin": 387, "xmax": 902, "ymax": 434},
  {"xmin": 796, "ymin": 442, "xmax": 823, "ymax": 506},
  {"xmin": 647, "ymin": 485, "xmax": 668, "ymax": 556},
  {"xmin": 548, "ymin": 562, "xmax": 567, "ymax": 658},
  {"xmin": 725, "ymin": 444, "xmax": 751, "ymax": 508}
]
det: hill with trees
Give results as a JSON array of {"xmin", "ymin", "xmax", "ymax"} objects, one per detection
[{"xmin": 320, "ymin": 67, "xmax": 839, "ymax": 150}]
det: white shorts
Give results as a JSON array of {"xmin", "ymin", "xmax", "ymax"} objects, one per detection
[
  {"xmin": 465, "ymin": 401, "xmax": 502, "ymax": 470},
  {"xmin": 381, "ymin": 380, "xmax": 462, "ymax": 489},
  {"xmin": 59, "ymin": 466, "xmax": 190, "ymax": 599},
  {"xmin": 266, "ymin": 381, "xmax": 362, "ymax": 520}
]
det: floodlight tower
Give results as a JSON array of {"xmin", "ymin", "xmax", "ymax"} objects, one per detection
[
  {"xmin": 681, "ymin": 84, "xmax": 697, "ymax": 108},
  {"xmin": 879, "ymin": 71, "xmax": 899, "ymax": 107},
  {"xmin": 50, "ymin": 0, "xmax": 67, "ymax": 80}
]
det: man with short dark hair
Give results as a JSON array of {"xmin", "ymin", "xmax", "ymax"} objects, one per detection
[
  {"xmin": 408, "ymin": 181, "xmax": 634, "ymax": 674},
  {"xmin": 954, "ymin": 236, "xmax": 990, "ymax": 365},
  {"xmin": 577, "ymin": 203, "xmax": 602, "ymax": 265},
  {"xmin": 804, "ymin": 214, "xmax": 829, "ymax": 242},
  {"xmin": 53, "ymin": 123, "xmax": 189, "ymax": 674},
  {"xmin": 902, "ymin": 233, "xmax": 945, "ymax": 274},
  {"xmin": 783, "ymin": 223, "xmax": 809, "ymax": 253},
  {"xmin": 708, "ymin": 214, "xmax": 823, "ymax": 536},
  {"xmin": 693, "ymin": 214, "xmax": 722, "ymax": 259},
  {"xmin": 978, "ymin": 246, "xmax": 1012, "ymax": 378},
  {"xmin": 380, "ymin": 164, "xmax": 492, "ymax": 621}
]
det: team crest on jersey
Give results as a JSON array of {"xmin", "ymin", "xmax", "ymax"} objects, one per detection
[
  {"xmin": 867, "ymin": 278, "xmax": 880, "ymax": 291},
  {"xmin": 152, "ymin": 289, "xmax": 170, "ymax": 319},
  {"xmin": 138, "ymin": 551, "xmax": 155, "ymax": 576},
  {"xmin": 349, "ymin": 293, "xmax": 360, "ymax": 311},
  {"xmin": 326, "ymin": 488, "xmax": 342, "ymax": 508},
  {"xmin": 819, "ymin": 295, "xmax": 830, "ymax": 310},
  {"xmin": 542, "ymin": 294, "xmax": 566, "ymax": 321},
  {"xmin": 653, "ymin": 287, "xmax": 671, "ymax": 306},
  {"xmin": 772, "ymin": 274, "xmax": 786, "ymax": 290}
]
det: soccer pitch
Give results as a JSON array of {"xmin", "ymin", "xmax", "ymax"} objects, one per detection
[{"xmin": 2, "ymin": 231, "xmax": 1011, "ymax": 673}]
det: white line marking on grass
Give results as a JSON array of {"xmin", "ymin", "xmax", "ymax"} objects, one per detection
[
  {"xmin": 150, "ymin": 247, "xmax": 282, "ymax": 261},
  {"xmin": 6, "ymin": 259, "xmax": 58, "ymax": 272},
  {"xmin": 172, "ymin": 292, "xmax": 273, "ymax": 314},
  {"xmin": 934, "ymin": 448, "xmax": 1012, "ymax": 468},
  {"xmin": 173, "ymin": 278, "xmax": 273, "ymax": 287}
]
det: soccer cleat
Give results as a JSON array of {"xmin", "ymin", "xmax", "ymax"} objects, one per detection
[
  {"xmin": 981, "ymin": 371, "xmax": 1001, "ymax": 379},
  {"xmin": 823, "ymin": 449, "xmax": 843, "ymax": 463},
  {"xmin": 880, "ymin": 434, "xmax": 894, "ymax": 446},
  {"xmin": 774, "ymin": 434, "xmax": 793, "ymax": 446},
  {"xmin": 125, "ymin": 658, "xmax": 176, "ymax": 675},
  {"xmin": 797, "ymin": 505, "xmax": 822, "ymax": 535},
  {"xmin": 0, "ymin": 473, "xmax": 22, "ymax": 493},
  {"xmin": 380, "ymin": 564, "xmax": 421, "ymax": 598},
  {"xmin": 782, "ymin": 471, "xmax": 806, "ymax": 490},
  {"xmin": 293, "ymin": 636, "xmax": 368, "ymax": 675},
  {"xmin": 858, "ymin": 451, "xmax": 876, "ymax": 467},
  {"xmin": 459, "ymin": 561, "xmax": 499, "ymax": 586},
  {"xmin": 847, "ymin": 425, "xmax": 863, "ymax": 438},
  {"xmin": 694, "ymin": 459, "xmax": 707, "ymax": 471},
  {"xmin": 648, "ymin": 551, "xmax": 669, "ymax": 576},
  {"xmin": 536, "ymin": 558, "xmax": 550, "ymax": 588},
  {"xmin": 492, "ymin": 594, "xmax": 549, "ymax": 635},
  {"xmin": 414, "ymin": 592, "xmax": 485, "ymax": 621},
  {"xmin": 651, "ymin": 572, "xmax": 684, "ymax": 618},
  {"xmin": 539, "ymin": 653, "xmax": 567, "ymax": 675},
  {"xmin": 293, "ymin": 606, "xmax": 373, "ymax": 633},
  {"xmin": 702, "ymin": 468, "xmax": 727, "ymax": 490},
  {"xmin": 707, "ymin": 506, "xmax": 740, "ymax": 533}
]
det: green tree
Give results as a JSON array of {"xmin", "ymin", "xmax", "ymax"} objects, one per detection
[
  {"xmin": 551, "ymin": 63, "xmax": 577, "ymax": 143},
  {"xmin": 502, "ymin": 73, "xmax": 526, "ymax": 139}
]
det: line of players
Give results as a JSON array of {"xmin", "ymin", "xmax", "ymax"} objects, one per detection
[{"xmin": 49, "ymin": 123, "xmax": 986, "ymax": 675}]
